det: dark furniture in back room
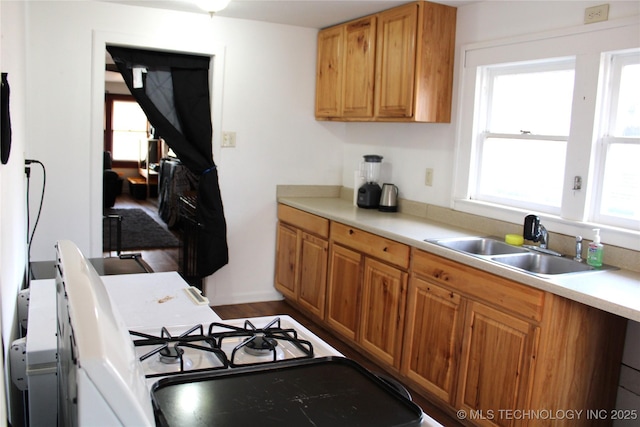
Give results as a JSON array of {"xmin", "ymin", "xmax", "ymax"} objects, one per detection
[{"xmin": 103, "ymin": 151, "xmax": 123, "ymax": 208}]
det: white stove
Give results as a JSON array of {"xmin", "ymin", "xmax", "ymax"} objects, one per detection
[{"xmin": 52, "ymin": 240, "xmax": 442, "ymax": 427}]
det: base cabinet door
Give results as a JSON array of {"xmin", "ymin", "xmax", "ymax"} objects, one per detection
[
  {"xmin": 274, "ymin": 222, "xmax": 299, "ymax": 300},
  {"xmin": 326, "ymin": 243, "xmax": 363, "ymax": 341},
  {"xmin": 297, "ymin": 233, "xmax": 329, "ymax": 319},
  {"xmin": 360, "ymin": 257, "xmax": 408, "ymax": 368},
  {"xmin": 402, "ymin": 276, "xmax": 463, "ymax": 404},
  {"xmin": 275, "ymin": 205, "xmax": 329, "ymax": 319},
  {"xmin": 456, "ymin": 301, "xmax": 539, "ymax": 427}
]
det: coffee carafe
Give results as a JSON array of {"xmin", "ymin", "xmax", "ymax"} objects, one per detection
[{"xmin": 357, "ymin": 155, "xmax": 383, "ymax": 209}]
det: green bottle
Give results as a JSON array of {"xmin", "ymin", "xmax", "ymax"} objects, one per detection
[{"xmin": 587, "ymin": 228, "xmax": 603, "ymax": 268}]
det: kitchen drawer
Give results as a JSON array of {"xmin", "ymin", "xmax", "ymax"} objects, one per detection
[
  {"xmin": 331, "ymin": 222, "xmax": 409, "ymax": 269},
  {"xmin": 412, "ymin": 249, "xmax": 545, "ymax": 322},
  {"xmin": 278, "ymin": 204, "xmax": 329, "ymax": 238}
]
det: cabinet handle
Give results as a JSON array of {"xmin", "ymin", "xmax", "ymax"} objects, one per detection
[
  {"xmin": 349, "ymin": 229, "xmax": 354, "ymax": 235},
  {"xmin": 383, "ymin": 247, "xmax": 388, "ymax": 252}
]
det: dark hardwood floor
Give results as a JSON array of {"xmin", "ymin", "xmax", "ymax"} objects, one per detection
[{"xmin": 212, "ymin": 300, "xmax": 464, "ymax": 427}]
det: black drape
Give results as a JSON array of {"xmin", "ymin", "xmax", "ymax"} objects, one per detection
[
  {"xmin": 107, "ymin": 46, "xmax": 228, "ymax": 277},
  {"xmin": 1, "ymin": 73, "xmax": 12, "ymax": 164}
]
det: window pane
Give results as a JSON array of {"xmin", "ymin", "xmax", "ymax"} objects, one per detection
[
  {"xmin": 111, "ymin": 100, "xmax": 148, "ymax": 161},
  {"xmin": 600, "ymin": 143, "xmax": 640, "ymax": 221},
  {"xmin": 477, "ymin": 137, "xmax": 566, "ymax": 208},
  {"xmin": 112, "ymin": 101, "xmax": 148, "ymax": 131},
  {"xmin": 613, "ymin": 62, "xmax": 640, "ymax": 137},
  {"xmin": 489, "ymin": 68, "xmax": 574, "ymax": 135},
  {"xmin": 112, "ymin": 132, "xmax": 146, "ymax": 161}
]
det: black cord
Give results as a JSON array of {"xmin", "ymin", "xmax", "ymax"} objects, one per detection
[{"xmin": 25, "ymin": 159, "xmax": 46, "ymax": 285}]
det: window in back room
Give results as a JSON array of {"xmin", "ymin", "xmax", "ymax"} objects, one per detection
[{"xmin": 104, "ymin": 94, "xmax": 149, "ymax": 166}]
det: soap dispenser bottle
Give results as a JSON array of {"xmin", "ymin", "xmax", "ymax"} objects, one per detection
[{"xmin": 587, "ymin": 228, "xmax": 604, "ymax": 267}]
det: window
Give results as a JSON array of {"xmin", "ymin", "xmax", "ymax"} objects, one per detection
[
  {"xmin": 473, "ymin": 59, "xmax": 575, "ymax": 214},
  {"xmin": 592, "ymin": 50, "xmax": 640, "ymax": 229},
  {"xmin": 104, "ymin": 95, "xmax": 149, "ymax": 164},
  {"xmin": 455, "ymin": 21, "xmax": 640, "ymax": 250}
]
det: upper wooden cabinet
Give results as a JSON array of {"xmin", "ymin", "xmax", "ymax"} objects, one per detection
[{"xmin": 315, "ymin": 1, "xmax": 457, "ymax": 122}]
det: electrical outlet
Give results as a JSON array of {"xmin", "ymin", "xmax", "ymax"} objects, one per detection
[
  {"xmin": 584, "ymin": 4, "xmax": 609, "ymax": 24},
  {"xmin": 425, "ymin": 168, "xmax": 434, "ymax": 187},
  {"xmin": 222, "ymin": 131, "xmax": 236, "ymax": 147}
]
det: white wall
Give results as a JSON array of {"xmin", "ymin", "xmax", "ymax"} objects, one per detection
[
  {"xmin": 1, "ymin": 0, "xmax": 28, "ymax": 423},
  {"xmin": 22, "ymin": 1, "xmax": 344, "ymax": 304}
]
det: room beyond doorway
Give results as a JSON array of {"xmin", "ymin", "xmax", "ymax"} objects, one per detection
[{"xmin": 105, "ymin": 193, "xmax": 179, "ymax": 273}]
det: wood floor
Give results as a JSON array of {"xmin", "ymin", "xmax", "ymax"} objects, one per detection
[{"xmin": 212, "ymin": 300, "xmax": 464, "ymax": 427}]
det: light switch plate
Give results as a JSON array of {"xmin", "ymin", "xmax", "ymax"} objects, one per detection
[{"xmin": 222, "ymin": 131, "xmax": 236, "ymax": 147}]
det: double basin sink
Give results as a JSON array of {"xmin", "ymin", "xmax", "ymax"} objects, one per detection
[{"xmin": 427, "ymin": 236, "xmax": 613, "ymax": 278}]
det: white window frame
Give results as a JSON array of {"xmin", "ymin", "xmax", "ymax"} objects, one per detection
[
  {"xmin": 453, "ymin": 18, "xmax": 640, "ymax": 251},
  {"xmin": 472, "ymin": 58, "xmax": 575, "ymax": 215},
  {"xmin": 590, "ymin": 49, "xmax": 640, "ymax": 230}
]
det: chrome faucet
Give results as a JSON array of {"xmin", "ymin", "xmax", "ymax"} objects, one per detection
[{"xmin": 574, "ymin": 236, "xmax": 583, "ymax": 262}]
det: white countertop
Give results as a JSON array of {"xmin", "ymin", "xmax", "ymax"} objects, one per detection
[
  {"xmin": 279, "ymin": 197, "xmax": 640, "ymax": 323},
  {"xmin": 101, "ymin": 271, "xmax": 222, "ymax": 329}
]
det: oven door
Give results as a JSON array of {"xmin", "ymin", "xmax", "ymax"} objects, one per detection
[{"xmin": 151, "ymin": 356, "xmax": 425, "ymax": 427}]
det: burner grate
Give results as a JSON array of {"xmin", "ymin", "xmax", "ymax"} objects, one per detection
[
  {"xmin": 208, "ymin": 317, "xmax": 314, "ymax": 367},
  {"xmin": 130, "ymin": 325, "xmax": 228, "ymax": 378}
]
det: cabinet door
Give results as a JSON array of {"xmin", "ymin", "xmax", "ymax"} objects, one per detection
[
  {"xmin": 359, "ymin": 257, "xmax": 407, "ymax": 368},
  {"xmin": 402, "ymin": 276, "xmax": 463, "ymax": 404},
  {"xmin": 315, "ymin": 26, "xmax": 344, "ymax": 117},
  {"xmin": 274, "ymin": 222, "xmax": 298, "ymax": 300},
  {"xmin": 297, "ymin": 232, "xmax": 329, "ymax": 319},
  {"xmin": 457, "ymin": 301, "xmax": 539, "ymax": 427},
  {"xmin": 342, "ymin": 16, "xmax": 376, "ymax": 118},
  {"xmin": 374, "ymin": 3, "xmax": 418, "ymax": 118},
  {"xmin": 326, "ymin": 243, "xmax": 362, "ymax": 341}
]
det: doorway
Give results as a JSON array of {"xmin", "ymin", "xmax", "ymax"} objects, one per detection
[{"xmin": 91, "ymin": 31, "xmax": 226, "ymax": 273}]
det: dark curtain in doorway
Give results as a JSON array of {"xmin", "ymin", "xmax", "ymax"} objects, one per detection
[{"xmin": 107, "ymin": 46, "xmax": 228, "ymax": 277}]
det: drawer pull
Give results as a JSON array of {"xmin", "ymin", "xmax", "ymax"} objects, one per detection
[
  {"xmin": 383, "ymin": 247, "xmax": 388, "ymax": 252},
  {"xmin": 349, "ymin": 229, "xmax": 354, "ymax": 235}
]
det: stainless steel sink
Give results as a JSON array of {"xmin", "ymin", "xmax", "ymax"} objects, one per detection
[
  {"xmin": 490, "ymin": 253, "xmax": 606, "ymax": 276},
  {"xmin": 428, "ymin": 237, "xmax": 530, "ymax": 256},
  {"xmin": 427, "ymin": 236, "xmax": 615, "ymax": 277}
]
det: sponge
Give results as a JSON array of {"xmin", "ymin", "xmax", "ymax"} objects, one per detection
[{"xmin": 505, "ymin": 234, "xmax": 524, "ymax": 246}]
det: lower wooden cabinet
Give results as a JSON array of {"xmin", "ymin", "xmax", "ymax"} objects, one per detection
[
  {"xmin": 274, "ymin": 222, "xmax": 298, "ymax": 299},
  {"xmin": 275, "ymin": 206, "xmax": 329, "ymax": 320},
  {"xmin": 326, "ymin": 243, "xmax": 362, "ymax": 339},
  {"xmin": 326, "ymin": 223, "xmax": 410, "ymax": 368},
  {"xmin": 275, "ymin": 205, "xmax": 626, "ymax": 427},
  {"xmin": 297, "ymin": 233, "xmax": 329, "ymax": 318},
  {"xmin": 456, "ymin": 301, "xmax": 539, "ymax": 427},
  {"xmin": 360, "ymin": 257, "xmax": 408, "ymax": 368},
  {"xmin": 402, "ymin": 277, "xmax": 463, "ymax": 404},
  {"xmin": 404, "ymin": 248, "xmax": 625, "ymax": 427}
]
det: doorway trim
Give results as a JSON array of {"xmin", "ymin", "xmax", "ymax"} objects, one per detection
[{"xmin": 90, "ymin": 29, "xmax": 225, "ymax": 257}]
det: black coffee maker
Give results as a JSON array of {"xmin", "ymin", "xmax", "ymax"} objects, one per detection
[{"xmin": 357, "ymin": 155, "xmax": 383, "ymax": 209}]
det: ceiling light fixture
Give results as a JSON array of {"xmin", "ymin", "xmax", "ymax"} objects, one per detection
[{"xmin": 195, "ymin": 0, "xmax": 232, "ymax": 14}]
